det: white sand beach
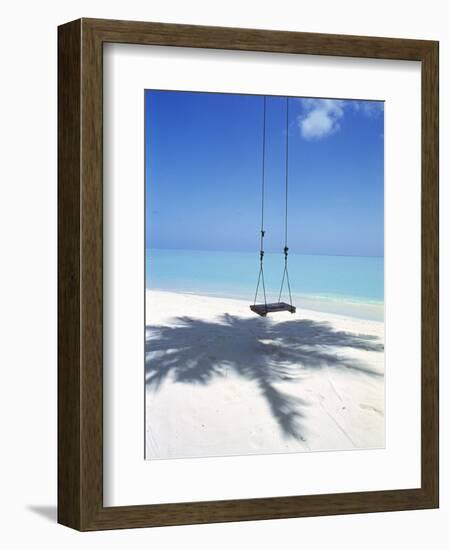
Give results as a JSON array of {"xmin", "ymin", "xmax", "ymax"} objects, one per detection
[{"xmin": 145, "ymin": 290, "xmax": 384, "ymax": 460}]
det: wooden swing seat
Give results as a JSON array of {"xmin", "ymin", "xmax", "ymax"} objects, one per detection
[{"xmin": 250, "ymin": 302, "xmax": 296, "ymax": 317}]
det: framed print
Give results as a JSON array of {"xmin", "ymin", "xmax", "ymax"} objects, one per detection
[{"xmin": 58, "ymin": 18, "xmax": 439, "ymax": 530}]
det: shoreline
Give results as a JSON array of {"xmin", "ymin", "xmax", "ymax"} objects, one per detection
[
  {"xmin": 145, "ymin": 249, "xmax": 384, "ymax": 321},
  {"xmin": 147, "ymin": 287, "xmax": 384, "ymax": 322}
]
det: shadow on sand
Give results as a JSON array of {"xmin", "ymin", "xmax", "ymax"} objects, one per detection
[{"xmin": 145, "ymin": 314, "xmax": 384, "ymax": 440}]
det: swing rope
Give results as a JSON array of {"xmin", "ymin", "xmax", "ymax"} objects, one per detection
[
  {"xmin": 278, "ymin": 97, "xmax": 294, "ymax": 307},
  {"xmin": 253, "ymin": 96, "xmax": 268, "ymax": 309},
  {"xmin": 253, "ymin": 96, "xmax": 294, "ymax": 313}
]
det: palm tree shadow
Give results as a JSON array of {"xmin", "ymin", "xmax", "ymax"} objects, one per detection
[{"xmin": 145, "ymin": 314, "xmax": 384, "ymax": 441}]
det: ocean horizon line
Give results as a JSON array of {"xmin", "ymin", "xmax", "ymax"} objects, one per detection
[{"xmin": 146, "ymin": 246, "xmax": 384, "ymax": 260}]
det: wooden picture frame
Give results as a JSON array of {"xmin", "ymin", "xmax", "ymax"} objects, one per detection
[{"xmin": 58, "ymin": 18, "xmax": 439, "ymax": 531}]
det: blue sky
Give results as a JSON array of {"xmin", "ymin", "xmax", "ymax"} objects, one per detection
[{"xmin": 145, "ymin": 90, "xmax": 384, "ymax": 257}]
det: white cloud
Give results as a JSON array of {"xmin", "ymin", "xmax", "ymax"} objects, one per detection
[
  {"xmin": 297, "ymin": 99, "xmax": 345, "ymax": 140},
  {"xmin": 356, "ymin": 100, "xmax": 384, "ymax": 117},
  {"xmin": 297, "ymin": 98, "xmax": 383, "ymax": 140}
]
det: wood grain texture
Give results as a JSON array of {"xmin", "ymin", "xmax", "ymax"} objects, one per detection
[
  {"xmin": 58, "ymin": 18, "xmax": 439, "ymax": 531},
  {"xmin": 79, "ymin": 18, "xmax": 104, "ymax": 530},
  {"xmin": 57, "ymin": 19, "xmax": 82, "ymax": 530},
  {"xmin": 420, "ymin": 41, "xmax": 439, "ymax": 506}
]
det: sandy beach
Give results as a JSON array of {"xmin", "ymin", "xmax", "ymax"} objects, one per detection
[{"xmin": 145, "ymin": 290, "xmax": 384, "ymax": 460}]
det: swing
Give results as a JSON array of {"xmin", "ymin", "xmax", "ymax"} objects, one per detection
[{"xmin": 250, "ymin": 96, "xmax": 296, "ymax": 317}]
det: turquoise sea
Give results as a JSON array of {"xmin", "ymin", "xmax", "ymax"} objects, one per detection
[{"xmin": 146, "ymin": 248, "xmax": 384, "ymax": 322}]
